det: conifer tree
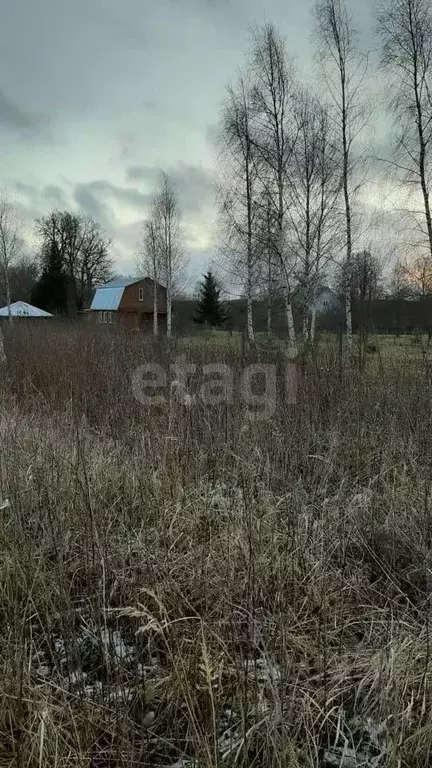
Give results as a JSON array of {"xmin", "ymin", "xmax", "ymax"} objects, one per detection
[
  {"xmin": 194, "ymin": 271, "xmax": 226, "ymax": 328},
  {"xmin": 31, "ymin": 240, "xmax": 68, "ymax": 314}
]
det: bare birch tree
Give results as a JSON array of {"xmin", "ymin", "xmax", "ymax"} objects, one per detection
[
  {"xmin": 258, "ymin": 187, "xmax": 279, "ymax": 338},
  {"xmin": 218, "ymin": 74, "xmax": 260, "ymax": 345},
  {"xmin": 401, "ymin": 253, "xmax": 432, "ymax": 296},
  {"xmin": 378, "ymin": 0, "xmax": 432, "ymax": 262},
  {"xmin": 289, "ymin": 94, "xmax": 343, "ymax": 344},
  {"xmin": 251, "ymin": 23, "xmax": 299, "ymax": 356},
  {"xmin": 153, "ymin": 174, "xmax": 184, "ymax": 339},
  {"xmin": 315, "ymin": 0, "xmax": 366, "ymax": 351},
  {"xmin": 137, "ymin": 215, "xmax": 162, "ymax": 336},
  {"xmin": 0, "ymin": 191, "xmax": 22, "ymax": 324}
]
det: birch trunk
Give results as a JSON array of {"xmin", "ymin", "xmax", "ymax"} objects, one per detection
[
  {"xmin": 246, "ymin": 293, "xmax": 254, "ymax": 345},
  {"xmin": 153, "ymin": 280, "xmax": 158, "ymax": 337},
  {"xmin": 302, "ymin": 314, "xmax": 309, "ymax": 344},
  {"xmin": 315, "ymin": 0, "xmax": 357, "ymax": 353},
  {"xmin": 310, "ymin": 306, "xmax": 317, "ymax": 343},
  {"xmin": 245, "ymin": 104, "xmax": 255, "ymax": 346},
  {"xmin": 266, "ymin": 203, "xmax": 273, "ymax": 340},
  {"xmin": 284, "ymin": 285, "xmax": 297, "ymax": 357},
  {"xmin": 345, "ymin": 280, "xmax": 352, "ymax": 351},
  {"xmin": 166, "ymin": 280, "xmax": 172, "ymax": 339},
  {"xmin": 245, "ymin": 179, "xmax": 255, "ymax": 345},
  {"xmin": 304, "ymin": 168, "xmax": 311, "ymax": 346},
  {"xmin": 0, "ymin": 327, "xmax": 5, "ymax": 364},
  {"xmin": 267, "ymin": 302, "xmax": 272, "ymax": 339},
  {"xmin": 341, "ymin": 62, "xmax": 353, "ymax": 352},
  {"xmin": 413, "ymin": 39, "xmax": 432, "ymax": 258}
]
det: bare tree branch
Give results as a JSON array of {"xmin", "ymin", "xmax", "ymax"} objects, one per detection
[
  {"xmin": 0, "ymin": 190, "xmax": 23, "ymax": 324},
  {"xmin": 378, "ymin": 0, "xmax": 432, "ymax": 263}
]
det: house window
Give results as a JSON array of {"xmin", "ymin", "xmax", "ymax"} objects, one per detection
[
  {"xmin": 99, "ymin": 311, "xmax": 106, "ymax": 323},
  {"xmin": 138, "ymin": 287, "xmax": 144, "ymax": 302},
  {"xmin": 108, "ymin": 311, "xmax": 113, "ymax": 324}
]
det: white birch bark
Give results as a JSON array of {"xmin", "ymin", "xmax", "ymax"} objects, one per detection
[
  {"xmin": 166, "ymin": 279, "xmax": 172, "ymax": 339},
  {"xmin": 310, "ymin": 306, "xmax": 317, "ymax": 343},
  {"xmin": 246, "ymin": 293, "xmax": 254, "ymax": 345},
  {"xmin": 303, "ymin": 314, "xmax": 309, "ymax": 344},
  {"xmin": 220, "ymin": 76, "xmax": 258, "ymax": 345},
  {"xmin": 284, "ymin": 284, "xmax": 297, "ymax": 357},
  {"xmin": 315, "ymin": 0, "xmax": 364, "ymax": 354},
  {"xmin": 267, "ymin": 303, "xmax": 272, "ymax": 339},
  {"xmin": 345, "ymin": 280, "xmax": 352, "ymax": 350}
]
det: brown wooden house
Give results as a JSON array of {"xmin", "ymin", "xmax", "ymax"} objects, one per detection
[{"xmin": 90, "ymin": 277, "xmax": 167, "ymax": 331}]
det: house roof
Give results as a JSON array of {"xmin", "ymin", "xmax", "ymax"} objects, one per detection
[
  {"xmin": 90, "ymin": 276, "xmax": 165, "ymax": 311},
  {"xmin": 102, "ymin": 277, "xmax": 143, "ymax": 289},
  {"xmin": 0, "ymin": 301, "xmax": 53, "ymax": 317},
  {"xmin": 90, "ymin": 287, "xmax": 125, "ymax": 311},
  {"xmin": 90, "ymin": 277, "xmax": 140, "ymax": 311}
]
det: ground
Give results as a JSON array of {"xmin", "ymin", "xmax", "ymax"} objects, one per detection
[{"xmin": 0, "ymin": 324, "xmax": 431, "ymax": 767}]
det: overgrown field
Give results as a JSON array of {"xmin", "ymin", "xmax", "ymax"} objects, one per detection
[{"xmin": 1, "ymin": 324, "xmax": 432, "ymax": 767}]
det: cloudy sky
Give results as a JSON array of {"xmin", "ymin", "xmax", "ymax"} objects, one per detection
[{"xmin": 1, "ymin": 0, "xmax": 378, "ymax": 285}]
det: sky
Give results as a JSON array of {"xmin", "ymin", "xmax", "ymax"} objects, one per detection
[{"xmin": 1, "ymin": 0, "xmax": 379, "ymax": 287}]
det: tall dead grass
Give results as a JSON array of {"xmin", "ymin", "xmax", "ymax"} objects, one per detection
[{"xmin": 0, "ymin": 323, "xmax": 432, "ymax": 767}]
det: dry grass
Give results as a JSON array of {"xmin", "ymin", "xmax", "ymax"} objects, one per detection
[{"xmin": 1, "ymin": 323, "xmax": 432, "ymax": 767}]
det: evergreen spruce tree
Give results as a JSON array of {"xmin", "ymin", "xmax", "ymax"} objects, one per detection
[
  {"xmin": 194, "ymin": 271, "xmax": 226, "ymax": 328},
  {"xmin": 31, "ymin": 240, "xmax": 68, "ymax": 314}
]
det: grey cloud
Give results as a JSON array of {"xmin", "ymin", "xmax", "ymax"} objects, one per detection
[
  {"xmin": 43, "ymin": 185, "xmax": 69, "ymax": 208},
  {"xmin": 118, "ymin": 130, "xmax": 140, "ymax": 162},
  {"xmin": 127, "ymin": 166, "xmax": 158, "ymax": 183},
  {"xmin": 14, "ymin": 174, "xmax": 151, "ymax": 233},
  {"xmin": 13, "ymin": 183, "xmax": 58, "ymax": 230},
  {"xmin": 112, "ymin": 209, "xmax": 213, "ymax": 281},
  {"xmin": 73, "ymin": 180, "xmax": 151, "ymax": 228},
  {"xmin": 74, "ymin": 184, "xmax": 114, "ymax": 228},
  {"xmin": 88, "ymin": 181, "xmax": 149, "ymax": 210},
  {"xmin": 0, "ymin": 88, "xmax": 41, "ymax": 135},
  {"xmin": 143, "ymin": 100, "xmax": 158, "ymax": 112},
  {"xmin": 185, "ymin": 246, "xmax": 213, "ymax": 279},
  {"xmin": 14, "ymin": 181, "xmax": 39, "ymax": 198},
  {"xmin": 126, "ymin": 163, "xmax": 215, "ymax": 213},
  {"xmin": 116, "ymin": 219, "xmax": 143, "ymax": 253},
  {"xmin": 13, "ymin": 182, "xmax": 68, "ymax": 213}
]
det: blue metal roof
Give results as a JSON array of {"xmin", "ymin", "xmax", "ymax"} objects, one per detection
[{"xmin": 90, "ymin": 287, "xmax": 125, "ymax": 311}]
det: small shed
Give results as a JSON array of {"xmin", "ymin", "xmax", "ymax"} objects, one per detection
[
  {"xmin": 0, "ymin": 301, "xmax": 53, "ymax": 318},
  {"xmin": 90, "ymin": 277, "xmax": 167, "ymax": 331}
]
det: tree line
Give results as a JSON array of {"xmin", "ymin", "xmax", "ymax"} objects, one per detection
[
  {"xmin": 209, "ymin": 0, "xmax": 432, "ymax": 352},
  {"xmin": 0, "ymin": 197, "xmax": 113, "ymax": 318},
  {"xmin": 137, "ymin": 0, "xmax": 432, "ymax": 348}
]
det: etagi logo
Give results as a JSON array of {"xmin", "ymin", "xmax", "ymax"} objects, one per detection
[{"xmin": 132, "ymin": 356, "xmax": 297, "ymax": 421}]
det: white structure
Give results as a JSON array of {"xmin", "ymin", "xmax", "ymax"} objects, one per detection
[
  {"xmin": 310, "ymin": 287, "xmax": 342, "ymax": 315},
  {"xmin": 0, "ymin": 301, "xmax": 53, "ymax": 318}
]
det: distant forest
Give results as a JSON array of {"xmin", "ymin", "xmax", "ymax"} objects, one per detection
[{"xmin": 172, "ymin": 296, "xmax": 432, "ymax": 336}]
